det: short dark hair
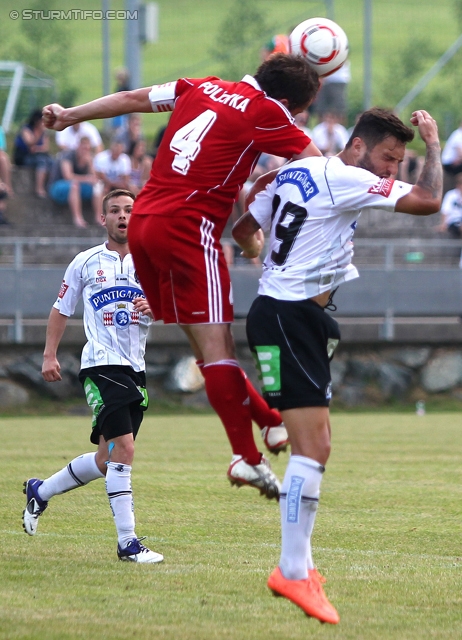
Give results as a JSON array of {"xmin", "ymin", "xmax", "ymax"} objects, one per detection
[
  {"xmin": 254, "ymin": 53, "xmax": 320, "ymax": 112},
  {"xmin": 102, "ymin": 189, "xmax": 135, "ymax": 215},
  {"xmin": 346, "ymin": 107, "xmax": 414, "ymax": 150},
  {"xmin": 27, "ymin": 109, "xmax": 44, "ymax": 128}
]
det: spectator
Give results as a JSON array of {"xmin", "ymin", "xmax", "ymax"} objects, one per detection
[
  {"xmin": 128, "ymin": 138, "xmax": 151, "ymax": 195},
  {"xmin": 112, "ymin": 67, "xmax": 131, "ymax": 131},
  {"xmin": 48, "ymin": 136, "xmax": 101, "ymax": 228},
  {"xmin": 13, "ymin": 109, "xmax": 52, "ymax": 198},
  {"xmin": 310, "ymin": 62, "xmax": 351, "ymax": 123},
  {"xmin": 310, "ymin": 111, "xmax": 349, "ymax": 156},
  {"xmin": 260, "ymin": 33, "xmax": 290, "ymax": 61},
  {"xmin": 94, "ymin": 138, "xmax": 131, "ymax": 195},
  {"xmin": 56, "ymin": 122, "xmax": 104, "ymax": 154},
  {"xmin": 0, "ymin": 125, "xmax": 14, "ymax": 197},
  {"xmin": 441, "ymin": 120, "xmax": 462, "ymax": 176},
  {"xmin": 397, "ymin": 148, "xmax": 424, "ymax": 183},
  {"xmin": 151, "ymin": 121, "xmax": 168, "ymax": 159},
  {"xmin": 436, "ymin": 172, "xmax": 462, "ymax": 238},
  {"xmin": 0, "ymin": 181, "xmax": 9, "ymax": 225},
  {"xmin": 115, "ymin": 113, "xmax": 143, "ymax": 153},
  {"xmin": 294, "ymin": 108, "xmax": 311, "ymax": 137}
]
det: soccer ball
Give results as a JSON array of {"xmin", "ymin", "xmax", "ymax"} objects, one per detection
[{"xmin": 289, "ymin": 17, "xmax": 349, "ymax": 78}]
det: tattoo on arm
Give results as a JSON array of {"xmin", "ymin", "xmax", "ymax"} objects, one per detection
[
  {"xmin": 416, "ymin": 142, "xmax": 442, "ymax": 198},
  {"xmin": 246, "ymin": 215, "xmax": 262, "ymax": 234}
]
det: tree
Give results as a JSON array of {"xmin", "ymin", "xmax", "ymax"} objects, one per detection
[
  {"xmin": 11, "ymin": 0, "xmax": 79, "ymax": 110},
  {"xmin": 211, "ymin": 0, "xmax": 272, "ymax": 80}
]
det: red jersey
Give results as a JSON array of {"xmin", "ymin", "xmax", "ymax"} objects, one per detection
[{"xmin": 133, "ymin": 75, "xmax": 310, "ymax": 229}]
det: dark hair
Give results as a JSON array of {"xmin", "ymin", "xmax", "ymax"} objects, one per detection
[
  {"xmin": 128, "ymin": 138, "xmax": 145, "ymax": 158},
  {"xmin": 102, "ymin": 189, "xmax": 135, "ymax": 215},
  {"xmin": 254, "ymin": 53, "xmax": 320, "ymax": 112},
  {"xmin": 26, "ymin": 109, "xmax": 44, "ymax": 128},
  {"xmin": 346, "ymin": 107, "xmax": 414, "ymax": 150}
]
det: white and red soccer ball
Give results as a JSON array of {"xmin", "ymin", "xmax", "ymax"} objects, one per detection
[{"xmin": 289, "ymin": 17, "xmax": 349, "ymax": 78}]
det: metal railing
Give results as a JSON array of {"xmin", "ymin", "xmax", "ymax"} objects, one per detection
[{"xmin": 1, "ymin": 236, "xmax": 461, "ymax": 343}]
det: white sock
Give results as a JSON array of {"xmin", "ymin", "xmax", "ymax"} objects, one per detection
[
  {"xmin": 106, "ymin": 461, "xmax": 136, "ymax": 548},
  {"xmin": 279, "ymin": 454, "xmax": 324, "ymax": 581},
  {"xmin": 38, "ymin": 452, "xmax": 104, "ymax": 501}
]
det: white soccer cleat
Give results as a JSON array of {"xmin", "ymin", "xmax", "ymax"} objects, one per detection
[
  {"xmin": 261, "ymin": 424, "xmax": 289, "ymax": 454},
  {"xmin": 227, "ymin": 454, "xmax": 281, "ymax": 501},
  {"xmin": 117, "ymin": 537, "xmax": 164, "ymax": 563}
]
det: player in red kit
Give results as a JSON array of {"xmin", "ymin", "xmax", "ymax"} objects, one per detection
[{"xmin": 42, "ymin": 54, "xmax": 321, "ymax": 500}]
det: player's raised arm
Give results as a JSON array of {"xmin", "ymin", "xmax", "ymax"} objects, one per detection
[
  {"xmin": 42, "ymin": 87, "xmax": 153, "ymax": 131},
  {"xmin": 395, "ymin": 110, "xmax": 442, "ymax": 215}
]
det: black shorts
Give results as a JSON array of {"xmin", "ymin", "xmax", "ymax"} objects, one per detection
[
  {"xmin": 246, "ymin": 295, "xmax": 341, "ymax": 410},
  {"xmin": 78, "ymin": 365, "xmax": 148, "ymax": 445}
]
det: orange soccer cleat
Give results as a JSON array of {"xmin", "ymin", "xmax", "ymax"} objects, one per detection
[{"xmin": 267, "ymin": 566, "xmax": 339, "ymax": 625}]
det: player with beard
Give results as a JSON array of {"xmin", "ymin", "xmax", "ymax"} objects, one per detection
[{"xmin": 232, "ymin": 107, "xmax": 442, "ymax": 623}]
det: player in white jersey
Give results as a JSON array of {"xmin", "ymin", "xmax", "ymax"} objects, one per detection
[
  {"xmin": 232, "ymin": 108, "xmax": 443, "ymax": 623},
  {"xmin": 22, "ymin": 190, "xmax": 163, "ymax": 564}
]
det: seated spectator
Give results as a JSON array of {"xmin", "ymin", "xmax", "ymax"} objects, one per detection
[
  {"xmin": 310, "ymin": 112, "xmax": 349, "ymax": 156},
  {"xmin": 56, "ymin": 121, "xmax": 104, "ymax": 154},
  {"xmin": 310, "ymin": 62, "xmax": 351, "ymax": 124},
  {"xmin": 442, "ymin": 121, "xmax": 462, "ymax": 176},
  {"xmin": 48, "ymin": 136, "xmax": 101, "ymax": 228},
  {"xmin": 397, "ymin": 149, "xmax": 424, "ymax": 184},
  {"xmin": 13, "ymin": 109, "xmax": 52, "ymax": 198},
  {"xmin": 294, "ymin": 108, "xmax": 311, "ymax": 136},
  {"xmin": 93, "ymin": 138, "xmax": 131, "ymax": 195},
  {"xmin": 115, "ymin": 113, "xmax": 143, "ymax": 153},
  {"xmin": 436, "ymin": 172, "xmax": 462, "ymax": 238},
  {"xmin": 0, "ymin": 125, "xmax": 14, "ymax": 197},
  {"xmin": 112, "ymin": 67, "xmax": 131, "ymax": 131},
  {"xmin": 151, "ymin": 121, "xmax": 168, "ymax": 159},
  {"xmin": 0, "ymin": 181, "xmax": 9, "ymax": 225},
  {"xmin": 128, "ymin": 138, "xmax": 152, "ymax": 195}
]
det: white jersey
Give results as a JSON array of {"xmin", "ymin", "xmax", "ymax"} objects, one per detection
[
  {"xmin": 249, "ymin": 156, "xmax": 413, "ymax": 301},
  {"xmin": 441, "ymin": 188, "xmax": 462, "ymax": 225},
  {"xmin": 53, "ymin": 243, "xmax": 151, "ymax": 371},
  {"xmin": 94, "ymin": 150, "xmax": 131, "ymax": 182},
  {"xmin": 55, "ymin": 122, "xmax": 103, "ymax": 150},
  {"xmin": 441, "ymin": 127, "xmax": 462, "ymax": 165}
]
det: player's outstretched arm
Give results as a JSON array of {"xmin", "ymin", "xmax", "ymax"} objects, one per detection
[
  {"xmin": 232, "ymin": 212, "xmax": 264, "ymax": 259},
  {"xmin": 42, "ymin": 308, "xmax": 68, "ymax": 382},
  {"xmin": 43, "ymin": 88, "xmax": 153, "ymax": 131},
  {"xmin": 395, "ymin": 110, "xmax": 442, "ymax": 215}
]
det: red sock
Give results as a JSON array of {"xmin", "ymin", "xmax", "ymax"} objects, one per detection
[
  {"xmin": 202, "ymin": 361, "xmax": 261, "ymax": 465},
  {"xmin": 243, "ymin": 373, "xmax": 283, "ymax": 430},
  {"xmin": 196, "ymin": 360, "xmax": 282, "ymax": 431}
]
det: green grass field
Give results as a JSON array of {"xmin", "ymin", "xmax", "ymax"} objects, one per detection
[{"xmin": 1, "ymin": 412, "xmax": 461, "ymax": 639}]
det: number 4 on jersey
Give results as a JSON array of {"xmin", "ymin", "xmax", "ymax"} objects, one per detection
[{"xmin": 170, "ymin": 110, "xmax": 217, "ymax": 175}]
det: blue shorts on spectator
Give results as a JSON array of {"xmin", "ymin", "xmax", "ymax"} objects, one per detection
[{"xmin": 49, "ymin": 180, "xmax": 93, "ymax": 204}]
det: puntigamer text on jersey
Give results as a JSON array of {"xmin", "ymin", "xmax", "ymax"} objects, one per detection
[{"xmin": 90, "ymin": 286, "xmax": 144, "ymax": 311}]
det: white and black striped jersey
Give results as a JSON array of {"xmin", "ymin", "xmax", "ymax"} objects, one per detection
[
  {"xmin": 53, "ymin": 243, "xmax": 151, "ymax": 371},
  {"xmin": 249, "ymin": 156, "xmax": 413, "ymax": 301}
]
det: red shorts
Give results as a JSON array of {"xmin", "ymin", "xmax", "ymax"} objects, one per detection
[{"xmin": 128, "ymin": 213, "xmax": 234, "ymax": 324}]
